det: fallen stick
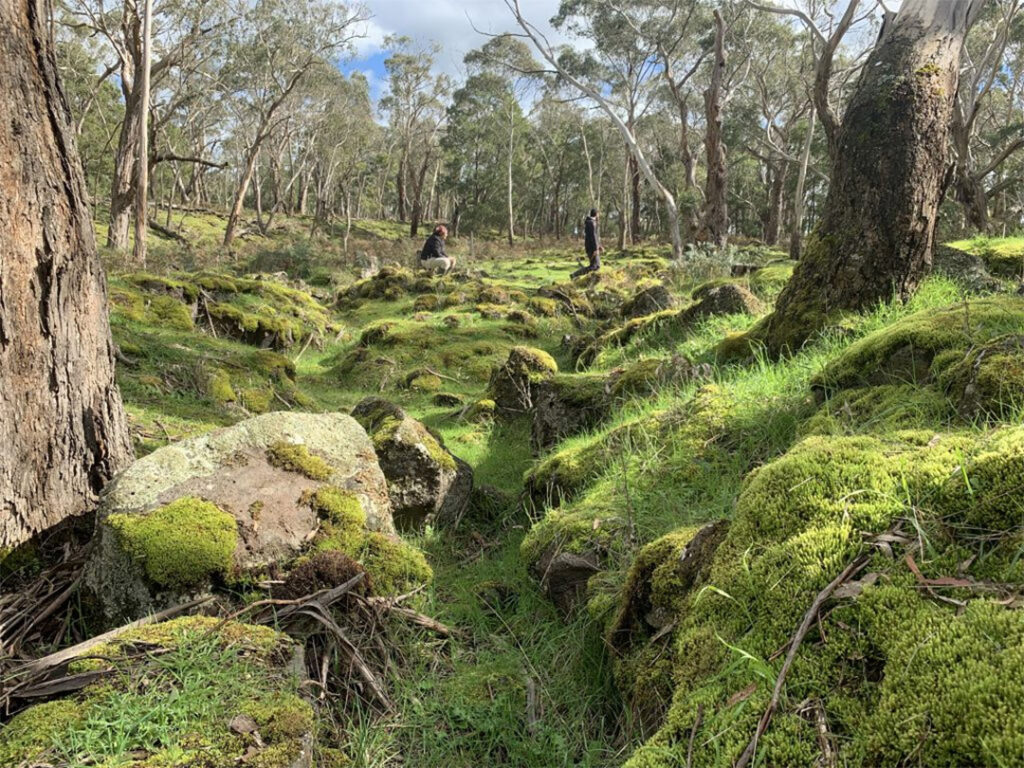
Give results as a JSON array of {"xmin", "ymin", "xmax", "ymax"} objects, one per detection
[
  {"xmin": 5, "ymin": 596, "xmax": 212, "ymax": 680},
  {"xmin": 734, "ymin": 553, "xmax": 868, "ymax": 768}
]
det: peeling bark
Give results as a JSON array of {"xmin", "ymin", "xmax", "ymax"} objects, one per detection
[{"xmin": 1, "ymin": 0, "xmax": 133, "ymax": 548}]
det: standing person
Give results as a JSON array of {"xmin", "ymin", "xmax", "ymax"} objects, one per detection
[
  {"xmin": 420, "ymin": 224, "xmax": 455, "ymax": 275},
  {"xmin": 571, "ymin": 208, "xmax": 601, "ymax": 279}
]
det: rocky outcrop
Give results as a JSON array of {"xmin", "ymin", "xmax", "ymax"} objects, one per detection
[
  {"xmin": 487, "ymin": 346, "xmax": 559, "ymax": 416},
  {"xmin": 84, "ymin": 412, "xmax": 393, "ymax": 624},
  {"xmin": 352, "ymin": 398, "xmax": 472, "ymax": 529},
  {"xmin": 531, "ymin": 374, "xmax": 610, "ymax": 453},
  {"xmin": 531, "ymin": 545, "xmax": 601, "ymax": 615},
  {"xmin": 621, "ymin": 284, "xmax": 677, "ymax": 319},
  {"xmin": 683, "ymin": 283, "xmax": 762, "ymax": 322}
]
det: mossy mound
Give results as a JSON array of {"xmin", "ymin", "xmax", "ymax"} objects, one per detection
[
  {"xmin": 800, "ymin": 384, "xmax": 954, "ymax": 437},
  {"xmin": 334, "ymin": 319, "xmax": 524, "ymax": 393},
  {"xmin": 0, "ymin": 617, "xmax": 310, "ymax": 768},
  {"xmin": 621, "ymin": 284, "xmax": 677, "ymax": 320},
  {"xmin": 607, "ymin": 355, "xmax": 706, "ymax": 399},
  {"xmin": 110, "ymin": 276, "xmax": 318, "ymax": 451},
  {"xmin": 120, "ymin": 270, "xmax": 339, "ymax": 349},
  {"xmin": 619, "ymin": 427, "xmax": 1024, "ymax": 767},
  {"xmin": 344, "ymin": 265, "xmax": 417, "ymax": 301},
  {"xmin": 937, "ymin": 334, "xmax": 1024, "ymax": 421},
  {"xmin": 814, "ymin": 296, "xmax": 1024, "ymax": 393}
]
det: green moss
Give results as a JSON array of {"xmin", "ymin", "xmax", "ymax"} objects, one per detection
[
  {"xmin": 936, "ymin": 334, "xmax": 1024, "ymax": 420},
  {"xmin": 310, "ymin": 485, "xmax": 433, "ymax": 595},
  {"xmin": 241, "ymin": 387, "xmax": 274, "ymax": 414},
  {"xmin": 936, "ymin": 426, "xmax": 1024, "ymax": 530},
  {"xmin": 413, "ymin": 294, "xmax": 440, "ymax": 312},
  {"xmin": 108, "ymin": 497, "xmax": 238, "ymax": 590},
  {"xmin": 466, "ymin": 399, "xmax": 496, "ymax": 422},
  {"xmin": 509, "ymin": 345, "xmax": 557, "ymax": 375},
  {"xmin": 816, "ymin": 296, "xmax": 1024, "ymax": 392},
  {"xmin": 147, "ymin": 295, "xmax": 195, "ymax": 331},
  {"xmin": 747, "ymin": 262, "xmax": 795, "ymax": 298},
  {"xmin": 800, "ymin": 384, "xmax": 953, "ymax": 436},
  {"xmin": 479, "ymin": 285, "xmax": 510, "ymax": 304},
  {"xmin": 5, "ymin": 617, "xmax": 306, "ymax": 768},
  {"xmin": 266, "ymin": 441, "xmax": 333, "ymax": 481},
  {"xmin": 0, "ymin": 700, "xmax": 84, "ymax": 765},
  {"xmin": 360, "ymin": 531, "xmax": 434, "ymax": 595},
  {"xmin": 208, "ymin": 368, "xmax": 236, "ymax": 404},
  {"xmin": 859, "ymin": 592, "xmax": 1024, "ymax": 765},
  {"xmin": 527, "ymin": 296, "xmax": 559, "ymax": 317},
  {"xmin": 311, "ymin": 486, "xmax": 366, "ymax": 527},
  {"xmin": 240, "ymin": 691, "xmax": 313, "ymax": 741},
  {"xmin": 406, "ymin": 372, "xmax": 443, "ymax": 392}
]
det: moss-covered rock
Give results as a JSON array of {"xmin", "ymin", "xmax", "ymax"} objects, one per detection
[
  {"xmin": 352, "ymin": 398, "xmax": 472, "ymax": 528},
  {"xmin": 621, "ymin": 284, "xmax": 677, "ymax": 320},
  {"xmin": 84, "ymin": 412, "xmax": 393, "ymax": 625},
  {"xmin": 487, "ymin": 346, "xmax": 558, "ymax": 416},
  {"xmin": 530, "ymin": 373, "xmax": 611, "ymax": 453},
  {"xmin": 936, "ymin": 334, "xmax": 1024, "ymax": 421},
  {"xmin": 107, "ymin": 497, "xmax": 238, "ymax": 590},
  {"xmin": 309, "ymin": 485, "xmax": 433, "ymax": 595}
]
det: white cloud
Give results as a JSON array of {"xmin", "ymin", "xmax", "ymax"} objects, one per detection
[{"xmin": 352, "ymin": 0, "xmax": 571, "ymax": 79}]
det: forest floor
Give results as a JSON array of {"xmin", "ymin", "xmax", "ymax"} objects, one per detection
[{"xmin": 5, "ymin": 213, "xmax": 1024, "ymax": 768}]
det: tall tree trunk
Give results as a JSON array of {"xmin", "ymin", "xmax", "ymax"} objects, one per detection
[
  {"xmin": 702, "ymin": 10, "xmax": 729, "ymax": 248},
  {"xmin": 790, "ymin": 109, "xmax": 816, "ymax": 260},
  {"xmin": 507, "ymin": 118, "xmax": 515, "ymax": 247},
  {"xmin": 132, "ymin": 0, "xmax": 153, "ymax": 265},
  {"xmin": 396, "ymin": 155, "xmax": 407, "ymax": 223},
  {"xmin": 224, "ymin": 144, "xmax": 260, "ymax": 246},
  {"xmin": 1, "ymin": 0, "xmax": 132, "ymax": 548},
  {"xmin": 764, "ymin": 162, "xmax": 787, "ymax": 246},
  {"xmin": 629, "ymin": 152, "xmax": 641, "ymax": 242},
  {"xmin": 757, "ymin": 0, "xmax": 985, "ymax": 354},
  {"xmin": 107, "ymin": 88, "xmax": 141, "ymax": 249}
]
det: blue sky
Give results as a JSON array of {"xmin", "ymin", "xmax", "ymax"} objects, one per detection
[{"xmin": 342, "ymin": 0, "xmax": 568, "ymax": 103}]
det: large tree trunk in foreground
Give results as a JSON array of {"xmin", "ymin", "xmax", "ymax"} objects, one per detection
[
  {"xmin": 1, "ymin": 0, "xmax": 133, "ymax": 549},
  {"xmin": 756, "ymin": 0, "xmax": 985, "ymax": 354}
]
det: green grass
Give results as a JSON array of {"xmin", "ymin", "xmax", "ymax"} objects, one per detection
[{"xmin": 22, "ymin": 215, "xmax": 1024, "ymax": 767}]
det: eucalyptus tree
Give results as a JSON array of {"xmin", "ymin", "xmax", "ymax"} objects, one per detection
[
  {"xmin": 61, "ymin": 0, "xmax": 231, "ymax": 250},
  {"xmin": 754, "ymin": 0, "xmax": 991, "ymax": 356},
  {"xmin": 220, "ymin": 0, "xmax": 366, "ymax": 246},
  {"xmin": 379, "ymin": 37, "xmax": 449, "ymax": 236},
  {"xmin": 507, "ymin": 0, "xmax": 686, "ymax": 259},
  {"xmin": 951, "ymin": 0, "xmax": 1024, "ymax": 230}
]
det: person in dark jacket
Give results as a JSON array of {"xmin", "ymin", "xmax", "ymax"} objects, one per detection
[
  {"xmin": 571, "ymin": 209, "xmax": 601, "ymax": 279},
  {"xmin": 419, "ymin": 224, "xmax": 454, "ymax": 275}
]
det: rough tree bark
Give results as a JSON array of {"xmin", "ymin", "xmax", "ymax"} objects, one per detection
[
  {"xmin": 754, "ymin": 0, "xmax": 986, "ymax": 354},
  {"xmin": 1, "ymin": 0, "xmax": 133, "ymax": 549},
  {"xmin": 702, "ymin": 10, "xmax": 728, "ymax": 248}
]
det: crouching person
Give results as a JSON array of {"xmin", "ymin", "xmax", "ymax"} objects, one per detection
[{"xmin": 419, "ymin": 224, "xmax": 455, "ymax": 275}]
